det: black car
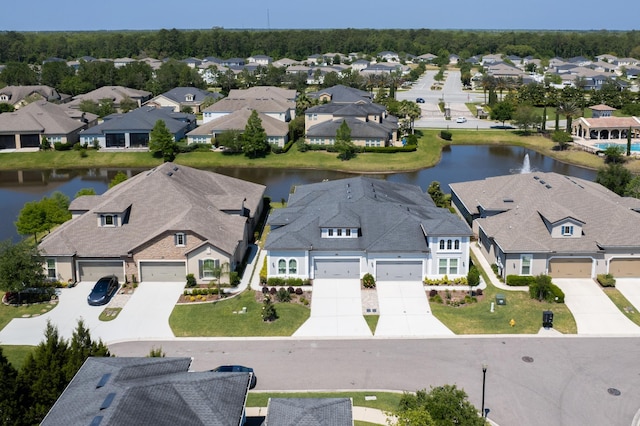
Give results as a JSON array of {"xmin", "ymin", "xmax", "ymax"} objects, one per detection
[
  {"xmin": 416, "ymin": 97, "xmax": 425, "ymax": 103},
  {"xmin": 87, "ymin": 275, "xmax": 119, "ymax": 306},
  {"xmin": 211, "ymin": 365, "xmax": 257, "ymax": 389}
]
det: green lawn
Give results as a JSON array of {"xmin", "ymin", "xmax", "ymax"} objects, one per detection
[
  {"xmin": 169, "ymin": 290, "xmax": 310, "ymax": 337},
  {"xmin": 364, "ymin": 315, "xmax": 379, "ymax": 334},
  {"xmin": 0, "ymin": 345, "xmax": 35, "ymax": 370},
  {"xmin": 0, "ymin": 292, "xmax": 57, "ymax": 331},
  {"xmin": 603, "ymin": 287, "xmax": 640, "ymax": 326},
  {"xmin": 247, "ymin": 391, "xmax": 402, "ymax": 413}
]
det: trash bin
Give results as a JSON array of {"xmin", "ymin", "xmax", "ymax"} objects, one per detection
[{"xmin": 543, "ymin": 310, "xmax": 554, "ymax": 328}]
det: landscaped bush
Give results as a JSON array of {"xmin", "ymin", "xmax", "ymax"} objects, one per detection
[
  {"xmin": 261, "ymin": 286, "xmax": 269, "ymax": 294},
  {"xmin": 429, "ymin": 294, "xmax": 443, "ymax": 304},
  {"xmin": 229, "ymin": 271, "xmax": 240, "ymax": 286},
  {"xmin": 549, "ymin": 283, "xmax": 565, "ymax": 303},
  {"xmin": 54, "ymin": 141, "xmax": 75, "ymax": 151},
  {"xmin": 287, "ymin": 286, "xmax": 295, "ymax": 293},
  {"xmin": 276, "ymin": 287, "xmax": 291, "ymax": 302},
  {"xmin": 185, "ymin": 273, "xmax": 197, "ymax": 287},
  {"xmin": 440, "ymin": 130, "xmax": 452, "ymax": 141},
  {"xmin": 363, "ymin": 145, "xmax": 417, "ymax": 153},
  {"xmin": 491, "ymin": 264, "xmax": 499, "ymax": 275},
  {"xmin": 295, "ymin": 287, "xmax": 303, "ymax": 295},
  {"xmin": 260, "ymin": 258, "xmax": 267, "ymax": 285},
  {"xmin": 428, "ymin": 289, "xmax": 438, "ymax": 297},
  {"xmin": 506, "ymin": 275, "xmax": 536, "ymax": 286},
  {"xmin": 362, "ymin": 273, "xmax": 376, "ymax": 288},
  {"xmin": 266, "ymin": 277, "xmax": 307, "ymax": 286},
  {"xmin": 597, "ymin": 273, "xmax": 616, "ymax": 287},
  {"xmin": 423, "ymin": 276, "xmax": 468, "ymax": 286},
  {"xmin": 269, "ymin": 287, "xmax": 277, "ymax": 295}
]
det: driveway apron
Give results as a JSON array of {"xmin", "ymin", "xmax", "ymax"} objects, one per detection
[
  {"xmin": 614, "ymin": 279, "xmax": 640, "ymax": 315},
  {"xmin": 375, "ymin": 281, "xmax": 453, "ymax": 337},
  {"xmin": 293, "ymin": 279, "xmax": 371, "ymax": 337},
  {"xmin": 554, "ymin": 278, "xmax": 639, "ymax": 335}
]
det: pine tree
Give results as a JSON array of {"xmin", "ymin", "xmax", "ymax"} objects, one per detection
[
  {"xmin": 242, "ymin": 110, "xmax": 269, "ymax": 158},
  {"xmin": 149, "ymin": 119, "xmax": 177, "ymax": 162},
  {"xmin": 0, "ymin": 346, "xmax": 19, "ymax": 424},
  {"xmin": 65, "ymin": 319, "xmax": 110, "ymax": 380}
]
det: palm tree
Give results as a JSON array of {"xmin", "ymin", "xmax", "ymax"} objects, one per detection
[
  {"xmin": 495, "ymin": 77, "xmax": 508, "ymax": 100},
  {"xmin": 556, "ymin": 101, "xmax": 581, "ymax": 134},
  {"xmin": 481, "ymin": 75, "xmax": 496, "ymax": 105},
  {"xmin": 211, "ymin": 262, "xmax": 230, "ymax": 299}
]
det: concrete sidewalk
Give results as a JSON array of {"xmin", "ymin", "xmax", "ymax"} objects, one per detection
[
  {"xmin": 245, "ymin": 405, "xmax": 392, "ymax": 424},
  {"xmin": 469, "ymin": 243, "xmax": 528, "ymax": 292}
]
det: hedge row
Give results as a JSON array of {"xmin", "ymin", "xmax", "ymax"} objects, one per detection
[
  {"xmin": 266, "ymin": 277, "xmax": 311, "ymax": 286},
  {"xmin": 506, "ymin": 275, "xmax": 536, "ymax": 286},
  {"xmin": 183, "ymin": 288, "xmax": 220, "ymax": 296},
  {"xmin": 597, "ymin": 273, "xmax": 616, "ymax": 287},
  {"xmin": 424, "ymin": 276, "xmax": 468, "ymax": 286}
]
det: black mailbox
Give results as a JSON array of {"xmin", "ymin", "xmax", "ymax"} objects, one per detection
[{"xmin": 543, "ymin": 310, "xmax": 554, "ymax": 328}]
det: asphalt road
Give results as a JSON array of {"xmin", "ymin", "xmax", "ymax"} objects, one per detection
[{"xmin": 110, "ymin": 336, "xmax": 640, "ymax": 426}]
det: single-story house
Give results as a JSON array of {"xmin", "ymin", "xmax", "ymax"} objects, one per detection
[
  {"xmin": 78, "ymin": 106, "xmax": 196, "ymax": 148},
  {"xmin": 187, "ymin": 107, "xmax": 289, "ymax": 147},
  {"xmin": 0, "ymin": 101, "xmax": 97, "ymax": 150},
  {"xmin": 67, "ymin": 86, "xmax": 152, "ymax": 111},
  {"xmin": 450, "ymin": 172, "xmax": 640, "ymax": 279},
  {"xmin": 42, "ymin": 357, "xmax": 252, "ymax": 426},
  {"xmin": 145, "ymin": 87, "xmax": 221, "ymax": 113},
  {"xmin": 265, "ymin": 177, "xmax": 471, "ymax": 282},
  {"xmin": 0, "ymin": 85, "xmax": 68, "ymax": 108},
  {"xmin": 39, "ymin": 162, "xmax": 265, "ymax": 284},
  {"xmin": 572, "ymin": 104, "xmax": 640, "ymax": 140}
]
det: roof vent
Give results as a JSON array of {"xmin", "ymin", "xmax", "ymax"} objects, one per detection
[
  {"xmin": 167, "ymin": 172, "xmax": 173, "ymax": 177},
  {"xmin": 545, "ymin": 184, "xmax": 552, "ymax": 189},
  {"xmin": 503, "ymin": 198, "xmax": 514, "ymax": 203},
  {"xmin": 100, "ymin": 393, "xmax": 116, "ymax": 410},
  {"xmin": 539, "ymin": 180, "xmax": 545, "ymax": 184},
  {"xmin": 96, "ymin": 373, "xmax": 111, "ymax": 389},
  {"xmin": 533, "ymin": 176, "xmax": 540, "ymax": 180},
  {"xmin": 173, "ymin": 166, "xmax": 179, "ymax": 171}
]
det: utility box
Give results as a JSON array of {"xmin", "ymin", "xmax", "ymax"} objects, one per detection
[
  {"xmin": 543, "ymin": 310, "xmax": 554, "ymax": 328},
  {"xmin": 495, "ymin": 294, "xmax": 506, "ymax": 305}
]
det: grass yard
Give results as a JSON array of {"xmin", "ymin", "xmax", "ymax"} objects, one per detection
[
  {"xmin": 0, "ymin": 345, "xmax": 35, "ymax": 370},
  {"xmin": 0, "ymin": 292, "xmax": 57, "ymax": 331},
  {"xmin": 603, "ymin": 288, "xmax": 640, "ymax": 326},
  {"xmin": 247, "ymin": 391, "xmax": 402, "ymax": 413},
  {"xmin": 169, "ymin": 290, "xmax": 310, "ymax": 337},
  {"xmin": 364, "ymin": 315, "xmax": 379, "ymax": 334},
  {"xmin": 430, "ymin": 281, "xmax": 577, "ymax": 334}
]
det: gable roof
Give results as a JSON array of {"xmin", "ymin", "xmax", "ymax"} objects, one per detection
[
  {"xmin": 227, "ymin": 86, "xmax": 297, "ymax": 102},
  {"xmin": 450, "ymin": 172, "xmax": 640, "ymax": 253},
  {"xmin": 306, "ymin": 117, "xmax": 391, "ymax": 139},
  {"xmin": 188, "ymin": 108, "xmax": 288, "ymax": 137},
  {"xmin": 265, "ymin": 398, "xmax": 353, "ymax": 426},
  {"xmin": 41, "ymin": 357, "xmax": 250, "ymax": 426},
  {"xmin": 80, "ymin": 106, "xmax": 194, "ymax": 136},
  {"xmin": 156, "ymin": 87, "xmax": 220, "ymax": 104},
  {"xmin": 40, "ymin": 163, "xmax": 265, "ymax": 257},
  {"xmin": 68, "ymin": 86, "xmax": 152, "ymax": 108},
  {"xmin": 0, "ymin": 100, "xmax": 89, "ymax": 134},
  {"xmin": 266, "ymin": 177, "xmax": 470, "ymax": 253},
  {"xmin": 307, "ymin": 85, "xmax": 372, "ymax": 104}
]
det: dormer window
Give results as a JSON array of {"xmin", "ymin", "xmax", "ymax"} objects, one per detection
[
  {"xmin": 562, "ymin": 225, "xmax": 574, "ymax": 236},
  {"xmin": 101, "ymin": 214, "xmax": 117, "ymax": 227},
  {"xmin": 185, "ymin": 94, "xmax": 194, "ymax": 102},
  {"xmin": 175, "ymin": 232, "xmax": 186, "ymax": 247}
]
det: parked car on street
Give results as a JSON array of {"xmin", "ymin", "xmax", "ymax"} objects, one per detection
[
  {"xmin": 211, "ymin": 365, "xmax": 257, "ymax": 389},
  {"xmin": 416, "ymin": 98, "xmax": 425, "ymax": 103},
  {"xmin": 87, "ymin": 275, "xmax": 119, "ymax": 306},
  {"xmin": 456, "ymin": 117, "xmax": 467, "ymax": 123}
]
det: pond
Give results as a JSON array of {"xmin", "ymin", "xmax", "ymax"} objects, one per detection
[{"xmin": 0, "ymin": 145, "xmax": 597, "ymax": 242}]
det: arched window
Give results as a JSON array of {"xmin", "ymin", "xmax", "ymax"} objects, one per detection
[
  {"xmin": 289, "ymin": 259, "xmax": 297, "ymax": 274},
  {"xmin": 439, "ymin": 240, "xmax": 445, "ymax": 250},
  {"xmin": 454, "ymin": 240, "xmax": 460, "ymax": 250},
  {"xmin": 447, "ymin": 239, "xmax": 452, "ymax": 250},
  {"xmin": 278, "ymin": 259, "xmax": 286, "ymax": 274}
]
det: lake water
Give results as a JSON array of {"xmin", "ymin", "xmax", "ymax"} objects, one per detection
[{"xmin": 0, "ymin": 145, "xmax": 597, "ymax": 242}]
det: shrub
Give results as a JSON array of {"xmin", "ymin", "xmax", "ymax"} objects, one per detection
[
  {"xmin": 506, "ymin": 275, "xmax": 536, "ymax": 286},
  {"xmin": 186, "ymin": 273, "xmax": 197, "ymax": 287},
  {"xmin": 440, "ymin": 130, "xmax": 452, "ymax": 141},
  {"xmin": 549, "ymin": 283, "xmax": 565, "ymax": 303},
  {"xmin": 300, "ymin": 296, "xmax": 309, "ymax": 306},
  {"xmin": 362, "ymin": 273, "xmax": 376, "ymax": 288},
  {"xmin": 476, "ymin": 288, "xmax": 483, "ymax": 296},
  {"xmin": 597, "ymin": 273, "xmax": 616, "ymax": 287},
  {"xmin": 261, "ymin": 286, "xmax": 269, "ymax": 294},
  {"xmin": 295, "ymin": 287, "xmax": 303, "ymax": 295},
  {"xmin": 491, "ymin": 263, "xmax": 499, "ymax": 275},
  {"xmin": 276, "ymin": 287, "xmax": 292, "ymax": 302},
  {"xmin": 229, "ymin": 271, "xmax": 240, "ymax": 286},
  {"xmin": 464, "ymin": 294, "xmax": 477, "ymax": 304},
  {"xmin": 54, "ymin": 141, "xmax": 74, "ymax": 151},
  {"xmin": 430, "ymin": 294, "xmax": 443, "ymax": 304},
  {"xmin": 287, "ymin": 286, "xmax": 295, "ymax": 293},
  {"xmin": 269, "ymin": 287, "xmax": 277, "ymax": 295}
]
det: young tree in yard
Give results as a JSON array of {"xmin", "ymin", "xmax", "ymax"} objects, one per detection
[
  {"xmin": 530, "ymin": 274, "xmax": 552, "ymax": 301},
  {"xmin": 511, "ymin": 105, "xmax": 541, "ymax": 134},
  {"xmin": 216, "ymin": 129, "xmax": 244, "ymax": 153},
  {"xmin": 393, "ymin": 385, "xmax": 485, "ymax": 426},
  {"xmin": 490, "ymin": 101, "xmax": 514, "ymax": 127},
  {"xmin": 551, "ymin": 130, "xmax": 573, "ymax": 151},
  {"xmin": 211, "ymin": 262, "xmax": 229, "ymax": 299},
  {"xmin": 149, "ymin": 119, "xmax": 177, "ymax": 162},
  {"xmin": 262, "ymin": 295, "xmax": 278, "ymax": 322},
  {"xmin": 109, "ymin": 171, "xmax": 128, "ymax": 188},
  {"xmin": 467, "ymin": 265, "xmax": 480, "ymax": 295},
  {"xmin": 335, "ymin": 120, "xmax": 357, "ymax": 161},
  {"xmin": 427, "ymin": 181, "xmax": 448, "ymax": 208},
  {"xmin": 596, "ymin": 163, "xmax": 632, "ymax": 196},
  {"xmin": 242, "ymin": 110, "xmax": 269, "ymax": 158},
  {"xmin": 603, "ymin": 145, "xmax": 625, "ymax": 164},
  {"xmin": 65, "ymin": 319, "xmax": 110, "ymax": 380},
  {"xmin": 15, "ymin": 200, "xmax": 48, "ymax": 242},
  {"xmin": 0, "ymin": 240, "xmax": 47, "ymax": 293}
]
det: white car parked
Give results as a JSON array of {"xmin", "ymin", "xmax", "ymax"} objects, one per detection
[{"xmin": 456, "ymin": 117, "xmax": 467, "ymax": 123}]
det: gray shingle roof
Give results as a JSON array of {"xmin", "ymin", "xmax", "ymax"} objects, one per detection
[
  {"xmin": 0, "ymin": 100, "xmax": 88, "ymax": 134},
  {"xmin": 266, "ymin": 177, "xmax": 471, "ymax": 253},
  {"xmin": 306, "ymin": 117, "xmax": 390, "ymax": 139},
  {"xmin": 158, "ymin": 87, "xmax": 220, "ymax": 104},
  {"xmin": 265, "ymin": 398, "xmax": 353, "ymax": 426},
  {"xmin": 40, "ymin": 162, "xmax": 265, "ymax": 257},
  {"xmin": 307, "ymin": 85, "xmax": 372, "ymax": 103},
  {"xmin": 450, "ymin": 172, "xmax": 640, "ymax": 254},
  {"xmin": 80, "ymin": 106, "xmax": 195, "ymax": 136},
  {"xmin": 42, "ymin": 357, "xmax": 250, "ymax": 426}
]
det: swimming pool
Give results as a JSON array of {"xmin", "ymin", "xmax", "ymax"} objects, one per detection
[{"xmin": 593, "ymin": 142, "xmax": 640, "ymax": 153}]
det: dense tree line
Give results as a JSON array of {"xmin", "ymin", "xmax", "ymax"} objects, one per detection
[{"xmin": 1, "ymin": 28, "xmax": 639, "ymax": 64}]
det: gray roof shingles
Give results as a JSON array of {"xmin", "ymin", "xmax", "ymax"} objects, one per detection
[{"xmin": 265, "ymin": 398, "xmax": 353, "ymax": 426}]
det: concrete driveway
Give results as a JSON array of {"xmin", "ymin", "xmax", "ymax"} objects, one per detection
[
  {"xmin": 553, "ymin": 279, "xmax": 640, "ymax": 335},
  {"xmin": 614, "ymin": 279, "xmax": 640, "ymax": 314},
  {"xmin": 293, "ymin": 279, "xmax": 371, "ymax": 337},
  {"xmin": 0, "ymin": 281, "xmax": 184, "ymax": 345},
  {"xmin": 375, "ymin": 281, "xmax": 453, "ymax": 337}
]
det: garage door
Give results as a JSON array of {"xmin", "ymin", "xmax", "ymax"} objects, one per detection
[
  {"xmin": 609, "ymin": 259, "xmax": 640, "ymax": 277},
  {"xmin": 140, "ymin": 261, "xmax": 186, "ymax": 282},
  {"xmin": 377, "ymin": 261, "xmax": 423, "ymax": 281},
  {"xmin": 314, "ymin": 259, "xmax": 360, "ymax": 279},
  {"xmin": 78, "ymin": 261, "xmax": 124, "ymax": 282},
  {"xmin": 548, "ymin": 258, "xmax": 592, "ymax": 278}
]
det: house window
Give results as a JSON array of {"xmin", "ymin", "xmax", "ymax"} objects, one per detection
[
  {"xmin": 289, "ymin": 259, "xmax": 297, "ymax": 274},
  {"xmin": 200, "ymin": 259, "xmax": 219, "ymax": 279},
  {"xmin": 449, "ymin": 258, "xmax": 459, "ymax": 275},
  {"xmin": 175, "ymin": 233, "xmax": 186, "ymax": 247},
  {"xmin": 102, "ymin": 215, "xmax": 115, "ymax": 226},
  {"xmin": 439, "ymin": 259, "xmax": 448, "ymax": 274},
  {"xmin": 46, "ymin": 259, "xmax": 56, "ymax": 280},
  {"xmin": 562, "ymin": 225, "xmax": 574, "ymax": 236},
  {"xmin": 447, "ymin": 239, "xmax": 452, "ymax": 250},
  {"xmin": 278, "ymin": 259, "xmax": 287, "ymax": 274},
  {"xmin": 454, "ymin": 240, "xmax": 460, "ymax": 250},
  {"xmin": 439, "ymin": 258, "xmax": 459, "ymax": 275},
  {"xmin": 439, "ymin": 240, "xmax": 445, "ymax": 250},
  {"xmin": 521, "ymin": 254, "xmax": 532, "ymax": 275},
  {"xmin": 337, "ymin": 229, "xmax": 342, "ymax": 237},
  {"xmin": 328, "ymin": 229, "xmax": 334, "ymax": 237},
  {"xmin": 346, "ymin": 229, "xmax": 351, "ymax": 237}
]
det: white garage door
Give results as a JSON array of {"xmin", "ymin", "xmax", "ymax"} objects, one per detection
[
  {"xmin": 314, "ymin": 259, "xmax": 360, "ymax": 279},
  {"xmin": 140, "ymin": 261, "xmax": 186, "ymax": 282},
  {"xmin": 377, "ymin": 261, "xmax": 423, "ymax": 281},
  {"xmin": 78, "ymin": 261, "xmax": 124, "ymax": 282}
]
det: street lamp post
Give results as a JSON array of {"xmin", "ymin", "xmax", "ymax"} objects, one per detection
[{"xmin": 481, "ymin": 364, "xmax": 488, "ymax": 418}]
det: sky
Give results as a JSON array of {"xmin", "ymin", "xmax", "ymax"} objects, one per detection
[{"xmin": 5, "ymin": 0, "xmax": 639, "ymax": 32}]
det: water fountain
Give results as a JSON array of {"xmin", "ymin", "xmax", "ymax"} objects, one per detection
[{"xmin": 520, "ymin": 153, "xmax": 531, "ymax": 174}]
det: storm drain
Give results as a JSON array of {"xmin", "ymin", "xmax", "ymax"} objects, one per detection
[
  {"xmin": 521, "ymin": 356, "xmax": 534, "ymax": 363},
  {"xmin": 607, "ymin": 388, "xmax": 621, "ymax": 396}
]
